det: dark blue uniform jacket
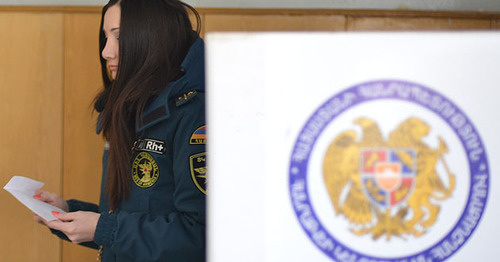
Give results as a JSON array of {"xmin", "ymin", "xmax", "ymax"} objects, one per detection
[{"xmin": 54, "ymin": 37, "xmax": 206, "ymax": 262}]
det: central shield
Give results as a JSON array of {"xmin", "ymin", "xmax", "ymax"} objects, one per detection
[{"xmin": 360, "ymin": 148, "xmax": 416, "ymax": 209}]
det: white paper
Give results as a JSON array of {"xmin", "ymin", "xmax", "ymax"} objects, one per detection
[{"xmin": 3, "ymin": 176, "xmax": 66, "ymax": 221}]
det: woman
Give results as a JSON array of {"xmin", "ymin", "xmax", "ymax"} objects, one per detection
[{"xmin": 34, "ymin": 0, "xmax": 206, "ymax": 261}]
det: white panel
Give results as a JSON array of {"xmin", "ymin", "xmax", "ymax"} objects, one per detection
[{"xmin": 207, "ymin": 32, "xmax": 500, "ymax": 262}]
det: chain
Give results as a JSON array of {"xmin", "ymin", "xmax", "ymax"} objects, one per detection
[{"xmin": 97, "ymin": 246, "xmax": 103, "ymax": 262}]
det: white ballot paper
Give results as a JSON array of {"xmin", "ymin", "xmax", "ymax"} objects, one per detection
[{"xmin": 3, "ymin": 176, "xmax": 66, "ymax": 221}]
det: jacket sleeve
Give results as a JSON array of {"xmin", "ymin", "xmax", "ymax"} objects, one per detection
[
  {"xmin": 93, "ymin": 96, "xmax": 206, "ymax": 262},
  {"xmin": 50, "ymin": 199, "xmax": 100, "ymax": 249}
]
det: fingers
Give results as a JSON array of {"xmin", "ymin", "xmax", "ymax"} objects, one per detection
[
  {"xmin": 32, "ymin": 191, "xmax": 69, "ymax": 212},
  {"xmin": 46, "ymin": 219, "xmax": 68, "ymax": 232},
  {"xmin": 33, "ymin": 190, "xmax": 46, "ymax": 201},
  {"xmin": 53, "ymin": 211, "xmax": 75, "ymax": 222},
  {"xmin": 46, "ymin": 211, "xmax": 99, "ymax": 244},
  {"xmin": 34, "ymin": 191, "xmax": 54, "ymax": 203}
]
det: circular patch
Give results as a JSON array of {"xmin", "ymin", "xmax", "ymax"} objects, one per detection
[
  {"xmin": 132, "ymin": 152, "xmax": 159, "ymax": 188},
  {"xmin": 289, "ymin": 80, "xmax": 489, "ymax": 261},
  {"xmin": 190, "ymin": 152, "xmax": 207, "ymax": 194}
]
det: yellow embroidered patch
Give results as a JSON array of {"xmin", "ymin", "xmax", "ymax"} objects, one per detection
[{"xmin": 131, "ymin": 152, "xmax": 160, "ymax": 188}]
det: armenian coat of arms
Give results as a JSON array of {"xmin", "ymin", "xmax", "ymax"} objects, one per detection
[{"xmin": 323, "ymin": 117, "xmax": 455, "ymax": 240}]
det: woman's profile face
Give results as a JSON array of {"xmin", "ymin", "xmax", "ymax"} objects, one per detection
[{"xmin": 102, "ymin": 4, "xmax": 121, "ymax": 80}]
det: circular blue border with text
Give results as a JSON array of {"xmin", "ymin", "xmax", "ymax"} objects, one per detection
[{"xmin": 289, "ymin": 80, "xmax": 489, "ymax": 261}]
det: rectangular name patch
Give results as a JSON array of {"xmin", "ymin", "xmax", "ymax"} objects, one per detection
[{"xmin": 133, "ymin": 139, "xmax": 166, "ymax": 154}]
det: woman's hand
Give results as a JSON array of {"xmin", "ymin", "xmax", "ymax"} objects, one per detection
[
  {"xmin": 47, "ymin": 211, "xmax": 101, "ymax": 244},
  {"xmin": 33, "ymin": 190, "xmax": 69, "ymax": 224},
  {"xmin": 33, "ymin": 190, "xmax": 69, "ymax": 211}
]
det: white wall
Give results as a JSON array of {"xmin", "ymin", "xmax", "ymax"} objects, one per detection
[{"xmin": 1, "ymin": 0, "xmax": 499, "ymax": 12}]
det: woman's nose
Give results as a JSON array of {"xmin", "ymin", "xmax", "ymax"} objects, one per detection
[{"xmin": 102, "ymin": 40, "xmax": 116, "ymax": 60}]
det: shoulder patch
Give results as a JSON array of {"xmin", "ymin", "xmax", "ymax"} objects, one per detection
[
  {"xmin": 189, "ymin": 152, "xmax": 207, "ymax": 194},
  {"xmin": 175, "ymin": 91, "xmax": 198, "ymax": 107},
  {"xmin": 190, "ymin": 125, "xmax": 206, "ymax": 145}
]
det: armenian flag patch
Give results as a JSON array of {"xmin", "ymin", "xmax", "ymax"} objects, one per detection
[{"xmin": 190, "ymin": 125, "xmax": 206, "ymax": 145}]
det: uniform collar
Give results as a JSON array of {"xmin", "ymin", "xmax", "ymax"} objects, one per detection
[{"xmin": 136, "ymin": 37, "xmax": 205, "ymax": 133}]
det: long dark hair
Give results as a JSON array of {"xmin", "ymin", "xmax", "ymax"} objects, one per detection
[{"xmin": 95, "ymin": 0, "xmax": 200, "ymax": 210}]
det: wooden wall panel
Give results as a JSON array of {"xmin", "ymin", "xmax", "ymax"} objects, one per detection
[
  {"xmin": 0, "ymin": 12, "xmax": 63, "ymax": 262},
  {"xmin": 347, "ymin": 17, "xmax": 491, "ymax": 31},
  {"xmin": 204, "ymin": 14, "xmax": 346, "ymax": 32},
  {"xmin": 493, "ymin": 20, "xmax": 500, "ymax": 29},
  {"xmin": 63, "ymin": 12, "xmax": 104, "ymax": 262}
]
